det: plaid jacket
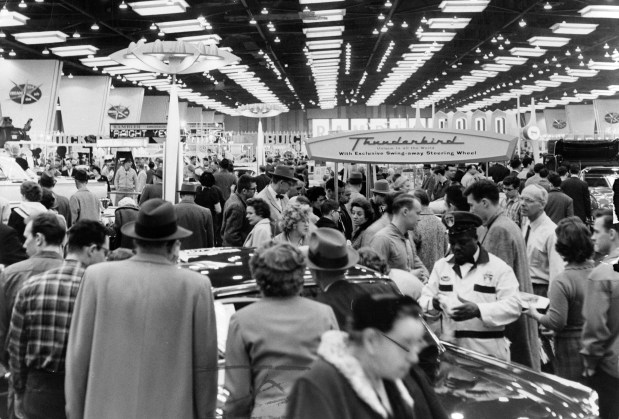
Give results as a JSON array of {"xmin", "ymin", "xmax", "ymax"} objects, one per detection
[{"xmin": 8, "ymin": 260, "xmax": 84, "ymax": 394}]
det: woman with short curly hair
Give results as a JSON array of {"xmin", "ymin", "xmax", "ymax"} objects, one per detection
[
  {"xmin": 223, "ymin": 242, "xmax": 338, "ymax": 418},
  {"xmin": 273, "ymin": 202, "xmax": 310, "ymax": 246},
  {"xmin": 525, "ymin": 216, "xmax": 595, "ymax": 382}
]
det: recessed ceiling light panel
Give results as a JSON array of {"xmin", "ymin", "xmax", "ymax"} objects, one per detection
[
  {"xmin": 13, "ymin": 30, "xmax": 68, "ymax": 44},
  {"xmin": 302, "ymin": 26, "xmax": 344, "ymax": 38},
  {"xmin": 302, "ymin": 9, "xmax": 345, "ymax": 24},
  {"xmin": 157, "ymin": 19, "xmax": 205, "ymax": 34},
  {"xmin": 51, "ymin": 45, "xmax": 98, "ymax": 57},
  {"xmin": 0, "ymin": 10, "xmax": 29, "ymax": 27},
  {"xmin": 439, "ymin": 0, "xmax": 490, "ymax": 13},
  {"xmin": 427, "ymin": 17, "xmax": 471, "ymax": 29},
  {"xmin": 579, "ymin": 5, "xmax": 619, "ymax": 19},
  {"xmin": 509, "ymin": 47, "xmax": 547, "ymax": 57},
  {"xmin": 128, "ymin": 0, "xmax": 189, "ymax": 16},
  {"xmin": 550, "ymin": 22, "xmax": 597, "ymax": 35},
  {"xmin": 528, "ymin": 36, "xmax": 570, "ymax": 47}
]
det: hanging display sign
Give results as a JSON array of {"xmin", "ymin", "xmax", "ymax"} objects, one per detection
[
  {"xmin": 110, "ymin": 123, "xmax": 168, "ymax": 138},
  {"xmin": 305, "ymin": 129, "xmax": 518, "ymax": 164}
]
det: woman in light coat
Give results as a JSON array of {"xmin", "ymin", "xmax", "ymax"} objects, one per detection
[
  {"xmin": 243, "ymin": 198, "xmax": 272, "ymax": 248},
  {"xmin": 223, "ymin": 242, "xmax": 338, "ymax": 418}
]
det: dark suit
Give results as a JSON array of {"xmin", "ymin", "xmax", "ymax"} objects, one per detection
[
  {"xmin": 544, "ymin": 189, "xmax": 574, "ymax": 224},
  {"xmin": 0, "ymin": 225, "xmax": 27, "ymax": 267},
  {"xmin": 139, "ymin": 184, "xmax": 162, "ymax": 205},
  {"xmin": 561, "ymin": 177, "xmax": 591, "ymax": 223},
  {"xmin": 339, "ymin": 203, "xmax": 353, "ymax": 240},
  {"xmin": 221, "ymin": 193, "xmax": 251, "ymax": 246},
  {"xmin": 314, "ymin": 280, "xmax": 400, "ymax": 328},
  {"xmin": 175, "ymin": 199, "xmax": 214, "ymax": 249}
]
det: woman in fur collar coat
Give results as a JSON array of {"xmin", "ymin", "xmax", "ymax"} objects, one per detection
[{"xmin": 287, "ymin": 294, "xmax": 448, "ymax": 419}]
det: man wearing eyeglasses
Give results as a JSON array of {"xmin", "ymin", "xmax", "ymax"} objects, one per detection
[
  {"xmin": 419, "ymin": 211, "xmax": 521, "ymax": 362},
  {"xmin": 8, "ymin": 220, "xmax": 108, "ymax": 419}
]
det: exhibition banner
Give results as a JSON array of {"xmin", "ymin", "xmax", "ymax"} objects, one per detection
[
  {"xmin": 566, "ymin": 104, "xmax": 595, "ymax": 136},
  {"xmin": 543, "ymin": 108, "xmax": 569, "ymax": 135},
  {"xmin": 59, "ymin": 76, "xmax": 111, "ymax": 134},
  {"xmin": 0, "ymin": 59, "xmax": 63, "ymax": 138},
  {"xmin": 140, "ymin": 96, "xmax": 169, "ymax": 123},
  {"xmin": 305, "ymin": 129, "xmax": 517, "ymax": 164},
  {"xmin": 106, "ymin": 87, "xmax": 145, "ymax": 132},
  {"xmin": 593, "ymin": 99, "xmax": 619, "ymax": 137}
]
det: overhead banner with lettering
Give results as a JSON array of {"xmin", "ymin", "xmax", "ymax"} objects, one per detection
[
  {"xmin": 59, "ymin": 76, "xmax": 111, "ymax": 134},
  {"xmin": 0, "ymin": 59, "xmax": 63, "ymax": 138},
  {"xmin": 106, "ymin": 87, "xmax": 144, "ymax": 132},
  {"xmin": 305, "ymin": 129, "xmax": 518, "ymax": 164},
  {"xmin": 594, "ymin": 99, "xmax": 619, "ymax": 137}
]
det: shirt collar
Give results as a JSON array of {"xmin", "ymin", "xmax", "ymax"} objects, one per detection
[
  {"xmin": 388, "ymin": 222, "xmax": 408, "ymax": 239},
  {"xmin": 446, "ymin": 244, "xmax": 489, "ymax": 266},
  {"xmin": 33, "ymin": 250, "xmax": 63, "ymax": 259},
  {"xmin": 529, "ymin": 212, "xmax": 550, "ymax": 230}
]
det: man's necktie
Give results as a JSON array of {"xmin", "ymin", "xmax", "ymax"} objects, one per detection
[{"xmin": 524, "ymin": 225, "xmax": 531, "ymax": 244}]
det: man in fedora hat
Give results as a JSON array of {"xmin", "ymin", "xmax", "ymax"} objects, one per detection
[
  {"xmin": 255, "ymin": 165, "xmax": 297, "ymax": 233},
  {"xmin": 307, "ymin": 228, "xmax": 400, "ymax": 328},
  {"xmin": 139, "ymin": 168, "xmax": 163, "ymax": 206},
  {"xmin": 418, "ymin": 211, "xmax": 521, "ymax": 362},
  {"xmin": 174, "ymin": 182, "xmax": 214, "ymax": 249},
  {"xmin": 346, "ymin": 171, "xmax": 364, "ymax": 213},
  {"xmin": 66, "ymin": 199, "xmax": 218, "ymax": 419},
  {"xmin": 69, "ymin": 169, "xmax": 101, "ymax": 225},
  {"xmin": 370, "ymin": 179, "xmax": 390, "ymax": 219}
]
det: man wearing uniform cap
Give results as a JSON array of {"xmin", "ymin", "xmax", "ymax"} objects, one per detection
[{"xmin": 419, "ymin": 211, "xmax": 522, "ymax": 361}]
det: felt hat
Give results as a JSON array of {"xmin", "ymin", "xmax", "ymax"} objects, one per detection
[
  {"xmin": 178, "ymin": 182, "xmax": 199, "ymax": 194},
  {"xmin": 305, "ymin": 228, "xmax": 359, "ymax": 271},
  {"xmin": 442, "ymin": 211, "xmax": 482, "ymax": 236},
  {"xmin": 269, "ymin": 165, "xmax": 297, "ymax": 182},
  {"xmin": 348, "ymin": 171, "xmax": 363, "ymax": 184},
  {"xmin": 370, "ymin": 179, "xmax": 391, "ymax": 195},
  {"xmin": 121, "ymin": 198, "xmax": 192, "ymax": 241}
]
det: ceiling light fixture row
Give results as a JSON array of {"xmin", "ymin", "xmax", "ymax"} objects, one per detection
[
  {"xmin": 376, "ymin": 40, "xmax": 395, "ymax": 72},
  {"xmin": 344, "ymin": 43, "xmax": 351, "ymax": 75}
]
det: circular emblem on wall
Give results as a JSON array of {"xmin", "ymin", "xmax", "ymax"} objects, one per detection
[
  {"xmin": 9, "ymin": 82, "xmax": 42, "ymax": 105},
  {"xmin": 107, "ymin": 105, "xmax": 130, "ymax": 120},
  {"xmin": 604, "ymin": 112, "xmax": 619, "ymax": 124},
  {"xmin": 552, "ymin": 119, "xmax": 567, "ymax": 129},
  {"xmin": 523, "ymin": 125, "xmax": 541, "ymax": 141}
]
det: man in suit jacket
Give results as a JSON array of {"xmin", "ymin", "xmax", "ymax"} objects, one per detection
[
  {"xmin": 66, "ymin": 199, "xmax": 218, "ymax": 419},
  {"xmin": 174, "ymin": 183, "xmax": 214, "ymax": 249},
  {"xmin": 561, "ymin": 164, "xmax": 591, "ymax": 224},
  {"xmin": 139, "ymin": 168, "xmax": 163, "ymax": 206},
  {"xmin": 39, "ymin": 172, "xmax": 71, "ymax": 226},
  {"xmin": 254, "ymin": 165, "xmax": 271, "ymax": 193},
  {"xmin": 545, "ymin": 173, "xmax": 574, "ymax": 224},
  {"xmin": 221, "ymin": 175, "xmax": 256, "ymax": 246},
  {"xmin": 255, "ymin": 165, "xmax": 297, "ymax": 234},
  {"xmin": 325, "ymin": 178, "xmax": 353, "ymax": 239},
  {"xmin": 0, "ymin": 224, "xmax": 27, "ymax": 267}
]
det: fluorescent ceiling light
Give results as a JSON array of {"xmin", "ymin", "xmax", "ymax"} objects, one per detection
[
  {"xmin": 549, "ymin": 74, "xmax": 578, "ymax": 83},
  {"xmin": 588, "ymin": 61, "xmax": 619, "ymax": 71},
  {"xmin": 300, "ymin": 0, "xmax": 344, "ymax": 3},
  {"xmin": 102, "ymin": 66, "xmax": 141, "ymax": 75},
  {"xmin": 535, "ymin": 80, "xmax": 561, "ymax": 87},
  {"xmin": 566, "ymin": 68, "xmax": 598, "ymax": 77},
  {"xmin": 509, "ymin": 47, "xmax": 547, "ymax": 57},
  {"xmin": 51, "ymin": 45, "xmax": 98, "ymax": 57},
  {"xmin": 409, "ymin": 44, "xmax": 442, "ymax": 53},
  {"xmin": 550, "ymin": 22, "xmax": 597, "ymax": 35},
  {"xmin": 427, "ymin": 17, "xmax": 471, "ymax": 29},
  {"xmin": 141, "ymin": 80, "xmax": 171, "ymax": 86},
  {"xmin": 128, "ymin": 0, "xmax": 189, "ymax": 16},
  {"xmin": 302, "ymin": 9, "xmax": 345, "ymax": 24},
  {"xmin": 308, "ymin": 50, "xmax": 341, "ymax": 59},
  {"xmin": 13, "ymin": 30, "xmax": 68, "ymax": 44},
  {"xmin": 591, "ymin": 89, "xmax": 615, "ymax": 96},
  {"xmin": 80, "ymin": 56, "xmax": 119, "ymax": 67},
  {"xmin": 579, "ymin": 5, "xmax": 619, "ymax": 19},
  {"xmin": 417, "ymin": 32, "xmax": 456, "ymax": 42},
  {"xmin": 439, "ymin": 0, "xmax": 489, "ymax": 13},
  {"xmin": 576, "ymin": 93, "xmax": 598, "ymax": 100},
  {"xmin": 521, "ymin": 85, "xmax": 545, "ymax": 91},
  {"xmin": 471, "ymin": 70, "xmax": 498, "ymax": 77},
  {"xmin": 302, "ymin": 26, "xmax": 344, "ymax": 38},
  {"xmin": 306, "ymin": 39, "xmax": 343, "ymax": 50},
  {"xmin": 528, "ymin": 36, "xmax": 570, "ymax": 47},
  {"xmin": 157, "ymin": 19, "xmax": 204, "ymax": 34},
  {"xmin": 495, "ymin": 56, "xmax": 528, "ymax": 65},
  {"xmin": 124, "ymin": 73, "xmax": 157, "ymax": 81},
  {"xmin": 482, "ymin": 63, "xmax": 511, "ymax": 72},
  {"xmin": 0, "ymin": 10, "xmax": 29, "ymax": 27},
  {"xmin": 176, "ymin": 34, "xmax": 221, "ymax": 44}
]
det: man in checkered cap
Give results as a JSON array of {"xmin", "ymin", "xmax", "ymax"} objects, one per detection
[{"xmin": 418, "ymin": 211, "xmax": 522, "ymax": 361}]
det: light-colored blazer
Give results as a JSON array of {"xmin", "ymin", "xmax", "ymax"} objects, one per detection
[
  {"xmin": 243, "ymin": 218, "xmax": 273, "ymax": 248},
  {"xmin": 255, "ymin": 185, "xmax": 289, "ymax": 234}
]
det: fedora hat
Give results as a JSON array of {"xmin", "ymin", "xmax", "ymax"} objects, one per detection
[
  {"xmin": 269, "ymin": 165, "xmax": 297, "ymax": 182},
  {"xmin": 121, "ymin": 198, "xmax": 192, "ymax": 241},
  {"xmin": 178, "ymin": 182, "xmax": 199, "ymax": 194},
  {"xmin": 305, "ymin": 228, "xmax": 359, "ymax": 271},
  {"xmin": 348, "ymin": 171, "xmax": 363, "ymax": 183},
  {"xmin": 370, "ymin": 179, "xmax": 391, "ymax": 195}
]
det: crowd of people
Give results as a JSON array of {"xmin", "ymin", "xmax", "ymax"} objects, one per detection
[{"xmin": 0, "ymin": 150, "xmax": 617, "ymax": 419}]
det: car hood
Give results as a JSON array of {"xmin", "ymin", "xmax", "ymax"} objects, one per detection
[{"xmin": 433, "ymin": 342, "xmax": 598, "ymax": 419}]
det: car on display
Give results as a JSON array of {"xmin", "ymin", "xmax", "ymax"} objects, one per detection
[
  {"xmin": 179, "ymin": 247, "xmax": 600, "ymax": 419},
  {"xmin": 580, "ymin": 166, "xmax": 619, "ymax": 214}
]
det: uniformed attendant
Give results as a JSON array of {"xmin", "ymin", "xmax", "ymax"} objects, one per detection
[{"xmin": 418, "ymin": 211, "xmax": 522, "ymax": 361}]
